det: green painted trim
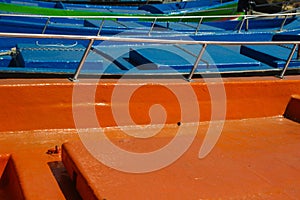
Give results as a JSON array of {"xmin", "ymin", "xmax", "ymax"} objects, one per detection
[{"xmin": 0, "ymin": 2, "xmax": 240, "ymax": 21}]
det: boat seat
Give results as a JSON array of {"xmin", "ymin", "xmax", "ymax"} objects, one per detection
[
  {"xmin": 272, "ymin": 31, "xmax": 300, "ymax": 41},
  {"xmin": 240, "ymin": 45, "xmax": 300, "ymax": 68},
  {"xmin": 61, "ymin": 109, "xmax": 300, "ymax": 199},
  {"xmin": 130, "ymin": 46, "xmax": 194, "ymax": 70},
  {"xmin": 93, "ymin": 45, "xmax": 136, "ymax": 71},
  {"xmin": 14, "ymin": 43, "xmax": 103, "ymax": 72},
  {"xmin": 129, "ymin": 44, "xmax": 261, "ymax": 70}
]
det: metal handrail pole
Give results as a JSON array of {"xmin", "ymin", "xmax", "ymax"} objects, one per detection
[
  {"xmin": 148, "ymin": 18, "xmax": 157, "ymax": 36},
  {"xmin": 279, "ymin": 15, "xmax": 288, "ymax": 32},
  {"xmin": 186, "ymin": 43, "xmax": 208, "ymax": 81},
  {"xmin": 238, "ymin": 16, "xmax": 246, "ymax": 33},
  {"xmin": 70, "ymin": 39, "xmax": 95, "ymax": 81},
  {"xmin": 279, "ymin": 44, "xmax": 298, "ymax": 79},
  {"xmin": 42, "ymin": 17, "xmax": 51, "ymax": 34},
  {"xmin": 3, "ymin": 32, "xmax": 300, "ymax": 46},
  {"xmin": 97, "ymin": 19, "xmax": 105, "ymax": 36},
  {"xmin": 194, "ymin": 17, "xmax": 203, "ymax": 35},
  {"xmin": 245, "ymin": 14, "xmax": 249, "ymax": 31}
]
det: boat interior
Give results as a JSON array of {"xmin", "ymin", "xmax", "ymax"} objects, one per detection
[
  {"xmin": 0, "ymin": 1, "xmax": 300, "ymax": 199},
  {"xmin": 0, "ymin": 12, "xmax": 300, "ymax": 77},
  {"xmin": 0, "ymin": 76, "xmax": 300, "ymax": 199}
]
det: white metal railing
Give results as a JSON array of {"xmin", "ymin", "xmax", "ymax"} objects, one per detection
[
  {"xmin": 0, "ymin": 10, "xmax": 299, "ymax": 36},
  {"xmin": 0, "ymin": 32, "xmax": 299, "ymax": 81},
  {"xmin": 236, "ymin": 7, "xmax": 300, "ymax": 32}
]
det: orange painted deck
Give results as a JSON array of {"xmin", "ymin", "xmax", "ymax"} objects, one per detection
[
  {"xmin": 62, "ymin": 117, "xmax": 300, "ymax": 199},
  {"xmin": 0, "ymin": 76, "xmax": 300, "ymax": 199}
]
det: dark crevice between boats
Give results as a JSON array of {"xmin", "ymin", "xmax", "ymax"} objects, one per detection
[
  {"xmin": 48, "ymin": 161, "xmax": 82, "ymax": 200},
  {"xmin": 253, "ymin": 0, "xmax": 284, "ymax": 13},
  {"xmin": 238, "ymin": 0, "xmax": 285, "ymax": 13}
]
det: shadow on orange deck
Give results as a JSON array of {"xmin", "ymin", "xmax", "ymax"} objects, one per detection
[
  {"xmin": 0, "ymin": 154, "xmax": 12, "ymax": 200},
  {"xmin": 284, "ymin": 95, "xmax": 300, "ymax": 123}
]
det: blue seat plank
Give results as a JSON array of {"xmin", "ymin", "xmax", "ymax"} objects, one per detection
[
  {"xmin": 16, "ymin": 43, "xmax": 103, "ymax": 71},
  {"xmin": 240, "ymin": 45, "xmax": 300, "ymax": 68},
  {"xmin": 129, "ymin": 44, "xmax": 260, "ymax": 70}
]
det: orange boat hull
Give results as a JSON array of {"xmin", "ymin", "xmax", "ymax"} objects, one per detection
[{"xmin": 0, "ymin": 76, "xmax": 300, "ymax": 199}]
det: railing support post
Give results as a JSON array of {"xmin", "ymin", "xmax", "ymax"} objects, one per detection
[
  {"xmin": 194, "ymin": 17, "xmax": 203, "ymax": 35},
  {"xmin": 97, "ymin": 19, "xmax": 105, "ymax": 36},
  {"xmin": 279, "ymin": 15, "xmax": 288, "ymax": 32},
  {"xmin": 186, "ymin": 44, "xmax": 207, "ymax": 82},
  {"xmin": 237, "ymin": 16, "xmax": 246, "ymax": 33},
  {"xmin": 42, "ymin": 17, "xmax": 51, "ymax": 34},
  {"xmin": 148, "ymin": 18, "xmax": 157, "ymax": 36},
  {"xmin": 278, "ymin": 44, "xmax": 298, "ymax": 79},
  {"xmin": 69, "ymin": 39, "xmax": 95, "ymax": 82}
]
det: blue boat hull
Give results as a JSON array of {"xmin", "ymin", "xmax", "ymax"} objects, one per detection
[{"xmin": 0, "ymin": 14, "xmax": 300, "ymax": 76}]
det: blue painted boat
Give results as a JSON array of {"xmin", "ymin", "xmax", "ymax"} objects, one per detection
[
  {"xmin": 0, "ymin": 29, "xmax": 300, "ymax": 78},
  {"xmin": 0, "ymin": 13, "xmax": 297, "ymax": 38},
  {"xmin": 0, "ymin": 11, "xmax": 299, "ymax": 78}
]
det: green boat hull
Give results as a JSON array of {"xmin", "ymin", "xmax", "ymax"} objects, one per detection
[{"xmin": 0, "ymin": 2, "xmax": 240, "ymax": 21}]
